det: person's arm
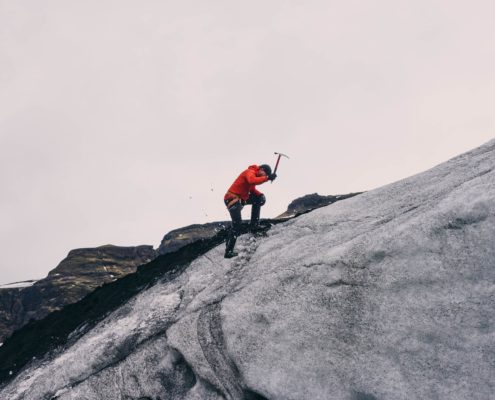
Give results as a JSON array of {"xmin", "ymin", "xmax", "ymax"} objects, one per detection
[{"xmin": 245, "ymin": 170, "xmax": 269, "ymax": 185}]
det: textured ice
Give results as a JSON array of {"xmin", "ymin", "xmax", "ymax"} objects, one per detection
[{"xmin": 1, "ymin": 140, "xmax": 494, "ymax": 400}]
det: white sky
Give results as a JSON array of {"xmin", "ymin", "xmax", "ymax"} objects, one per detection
[{"xmin": 1, "ymin": 0, "xmax": 494, "ymax": 284}]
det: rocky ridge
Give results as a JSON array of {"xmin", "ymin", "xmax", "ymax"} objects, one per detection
[
  {"xmin": 157, "ymin": 222, "xmax": 230, "ymax": 255},
  {"xmin": 0, "ymin": 245, "xmax": 156, "ymax": 342},
  {"xmin": 0, "ymin": 194, "xmax": 359, "ymax": 343},
  {"xmin": 158, "ymin": 193, "xmax": 362, "ymax": 256},
  {"xmin": 276, "ymin": 192, "xmax": 363, "ymax": 218}
]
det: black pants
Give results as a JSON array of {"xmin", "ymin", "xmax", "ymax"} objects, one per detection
[{"xmin": 224, "ymin": 193, "xmax": 265, "ymax": 254}]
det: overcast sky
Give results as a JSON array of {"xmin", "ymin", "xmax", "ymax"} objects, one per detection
[{"xmin": 1, "ymin": 1, "xmax": 494, "ymax": 284}]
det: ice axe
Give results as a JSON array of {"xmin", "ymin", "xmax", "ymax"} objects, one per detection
[{"xmin": 272, "ymin": 152, "xmax": 289, "ymax": 182}]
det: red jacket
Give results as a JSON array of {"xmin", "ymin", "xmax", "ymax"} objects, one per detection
[{"xmin": 225, "ymin": 165, "xmax": 269, "ymax": 200}]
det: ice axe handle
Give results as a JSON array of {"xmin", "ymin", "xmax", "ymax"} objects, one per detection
[
  {"xmin": 274, "ymin": 154, "xmax": 282, "ymax": 174},
  {"xmin": 273, "ymin": 152, "xmax": 289, "ymax": 175},
  {"xmin": 271, "ymin": 152, "xmax": 289, "ymax": 183}
]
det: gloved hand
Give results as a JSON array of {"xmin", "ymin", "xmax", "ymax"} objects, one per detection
[{"xmin": 268, "ymin": 173, "xmax": 277, "ymax": 181}]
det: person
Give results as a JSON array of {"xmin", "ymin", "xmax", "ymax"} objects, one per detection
[{"xmin": 223, "ymin": 164, "xmax": 277, "ymax": 258}]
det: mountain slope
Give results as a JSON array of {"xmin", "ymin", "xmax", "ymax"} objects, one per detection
[{"xmin": 1, "ymin": 140, "xmax": 494, "ymax": 400}]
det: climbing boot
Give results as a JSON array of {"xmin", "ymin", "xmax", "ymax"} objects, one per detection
[{"xmin": 224, "ymin": 250, "xmax": 238, "ymax": 259}]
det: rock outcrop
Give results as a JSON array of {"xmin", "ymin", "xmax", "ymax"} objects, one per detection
[
  {"xmin": 157, "ymin": 222, "xmax": 230, "ymax": 255},
  {"xmin": 0, "ymin": 245, "xmax": 156, "ymax": 342},
  {"xmin": 276, "ymin": 192, "xmax": 362, "ymax": 218}
]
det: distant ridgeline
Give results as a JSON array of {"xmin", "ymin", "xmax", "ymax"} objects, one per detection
[
  {"xmin": 0, "ymin": 245, "xmax": 156, "ymax": 342},
  {"xmin": 0, "ymin": 192, "xmax": 359, "ymax": 347}
]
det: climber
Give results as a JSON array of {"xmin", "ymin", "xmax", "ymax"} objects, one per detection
[{"xmin": 223, "ymin": 164, "xmax": 277, "ymax": 258}]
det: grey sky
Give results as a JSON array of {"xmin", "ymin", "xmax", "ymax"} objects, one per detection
[{"xmin": 1, "ymin": 1, "xmax": 494, "ymax": 284}]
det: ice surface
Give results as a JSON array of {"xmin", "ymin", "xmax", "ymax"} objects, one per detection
[
  {"xmin": 1, "ymin": 140, "xmax": 494, "ymax": 400},
  {"xmin": 0, "ymin": 280, "xmax": 37, "ymax": 289}
]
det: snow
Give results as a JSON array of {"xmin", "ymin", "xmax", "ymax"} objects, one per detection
[
  {"xmin": 0, "ymin": 280, "xmax": 37, "ymax": 289},
  {"xmin": 1, "ymin": 139, "xmax": 494, "ymax": 400}
]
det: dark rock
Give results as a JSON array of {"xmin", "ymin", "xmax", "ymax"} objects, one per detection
[
  {"xmin": 0, "ymin": 245, "xmax": 156, "ymax": 342},
  {"xmin": 157, "ymin": 222, "xmax": 230, "ymax": 255},
  {"xmin": 0, "ymin": 288, "xmax": 27, "ymax": 342},
  {"xmin": 277, "ymin": 192, "xmax": 362, "ymax": 218}
]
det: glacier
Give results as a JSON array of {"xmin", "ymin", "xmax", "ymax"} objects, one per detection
[{"xmin": 1, "ymin": 140, "xmax": 494, "ymax": 400}]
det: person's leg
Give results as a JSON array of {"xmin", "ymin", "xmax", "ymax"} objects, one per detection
[
  {"xmin": 224, "ymin": 199, "xmax": 243, "ymax": 257},
  {"xmin": 246, "ymin": 193, "xmax": 266, "ymax": 229}
]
